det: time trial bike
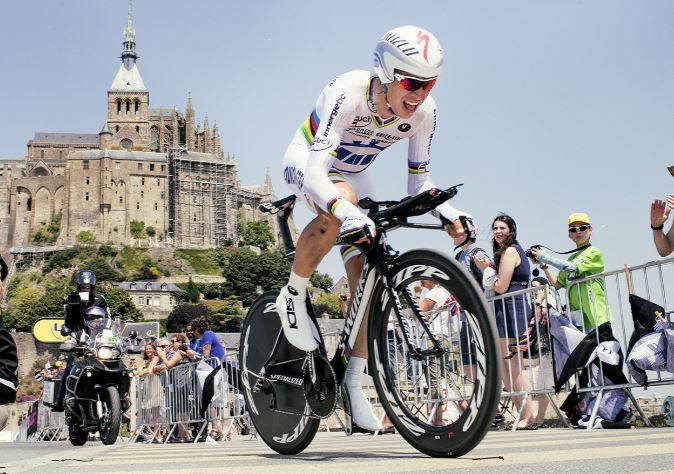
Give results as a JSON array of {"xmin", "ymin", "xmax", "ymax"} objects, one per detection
[{"xmin": 239, "ymin": 185, "xmax": 500, "ymax": 457}]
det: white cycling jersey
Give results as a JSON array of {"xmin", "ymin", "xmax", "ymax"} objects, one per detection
[{"xmin": 283, "ymin": 70, "xmax": 461, "ymax": 223}]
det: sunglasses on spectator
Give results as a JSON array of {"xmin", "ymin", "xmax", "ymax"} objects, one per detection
[
  {"xmin": 158, "ymin": 344, "xmax": 169, "ymax": 347},
  {"xmin": 568, "ymin": 225, "xmax": 591, "ymax": 233},
  {"xmin": 394, "ymin": 72, "xmax": 436, "ymax": 92},
  {"xmin": 171, "ymin": 340, "xmax": 179, "ymax": 343}
]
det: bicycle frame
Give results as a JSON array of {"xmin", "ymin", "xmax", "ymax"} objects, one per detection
[{"xmin": 262, "ymin": 195, "xmax": 448, "ymax": 389}]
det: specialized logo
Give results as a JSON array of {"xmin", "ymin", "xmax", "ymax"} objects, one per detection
[
  {"xmin": 398, "ymin": 123, "xmax": 411, "ymax": 132},
  {"xmin": 269, "ymin": 374, "xmax": 304, "ymax": 386},
  {"xmin": 415, "ymin": 30, "xmax": 430, "ymax": 62}
]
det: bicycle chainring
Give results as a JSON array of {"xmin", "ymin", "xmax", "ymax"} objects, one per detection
[{"xmin": 303, "ymin": 352, "xmax": 338, "ymax": 418}]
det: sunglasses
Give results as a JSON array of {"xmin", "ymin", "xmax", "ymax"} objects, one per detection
[
  {"xmin": 172, "ymin": 340, "xmax": 179, "ymax": 343},
  {"xmin": 568, "ymin": 225, "xmax": 591, "ymax": 233},
  {"xmin": 394, "ymin": 73, "xmax": 436, "ymax": 92}
]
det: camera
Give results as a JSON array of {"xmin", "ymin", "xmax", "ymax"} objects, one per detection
[{"xmin": 525, "ymin": 245, "xmax": 541, "ymax": 260}]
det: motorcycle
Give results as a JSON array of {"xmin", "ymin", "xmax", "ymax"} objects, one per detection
[{"xmin": 60, "ymin": 301, "xmax": 134, "ymax": 446}]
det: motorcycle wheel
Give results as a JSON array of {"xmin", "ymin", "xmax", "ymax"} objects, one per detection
[
  {"xmin": 69, "ymin": 426, "xmax": 88, "ymax": 446},
  {"xmin": 100, "ymin": 386, "xmax": 122, "ymax": 445}
]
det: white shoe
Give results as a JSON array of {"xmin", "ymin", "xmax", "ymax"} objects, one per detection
[
  {"xmin": 276, "ymin": 285, "xmax": 319, "ymax": 352},
  {"xmin": 345, "ymin": 383, "xmax": 382, "ymax": 432}
]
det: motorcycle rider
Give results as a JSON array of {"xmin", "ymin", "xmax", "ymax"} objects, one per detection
[{"xmin": 56, "ymin": 270, "xmax": 110, "ymax": 410}]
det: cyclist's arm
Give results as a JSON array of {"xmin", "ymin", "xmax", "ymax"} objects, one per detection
[
  {"xmin": 304, "ymin": 85, "xmax": 362, "ymax": 221},
  {"xmin": 407, "ymin": 101, "xmax": 463, "ymax": 222}
]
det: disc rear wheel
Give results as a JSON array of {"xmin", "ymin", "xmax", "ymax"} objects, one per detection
[{"xmin": 239, "ymin": 290, "xmax": 320, "ymax": 455}]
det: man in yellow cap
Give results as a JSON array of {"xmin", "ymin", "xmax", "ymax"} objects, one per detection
[{"xmin": 529, "ymin": 212, "xmax": 610, "ymax": 331}]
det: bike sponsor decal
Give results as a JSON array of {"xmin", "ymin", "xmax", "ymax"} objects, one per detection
[
  {"xmin": 269, "ymin": 374, "xmax": 304, "ymax": 386},
  {"xmin": 390, "ymin": 265, "xmax": 450, "ymax": 289},
  {"xmin": 337, "ymin": 261, "xmax": 377, "ymax": 355},
  {"xmin": 272, "ymin": 405, "xmax": 311, "ymax": 444},
  {"xmin": 322, "ymin": 93, "xmax": 347, "ymax": 138},
  {"xmin": 263, "ymin": 302, "xmax": 277, "ymax": 314}
]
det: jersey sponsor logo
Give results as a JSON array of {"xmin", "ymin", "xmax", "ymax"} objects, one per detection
[
  {"xmin": 322, "ymin": 93, "xmax": 347, "ymax": 138},
  {"xmin": 398, "ymin": 123, "xmax": 411, "ymax": 132},
  {"xmin": 382, "ymin": 32, "xmax": 420, "ymax": 57},
  {"xmin": 351, "ymin": 115, "xmax": 372, "ymax": 127},
  {"xmin": 283, "ymin": 166, "xmax": 305, "ymax": 191},
  {"xmin": 312, "ymin": 136, "xmax": 333, "ymax": 151},
  {"xmin": 374, "ymin": 132, "xmax": 403, "ymax": 142},
  {"xmin": 348, "ymin": 128, "xmax": 374, "ymax": 139}
]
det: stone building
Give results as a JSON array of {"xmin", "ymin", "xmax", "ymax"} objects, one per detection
[{"xmin": 0, "ymin": 1, "xmax": 283, "ymax": 252}]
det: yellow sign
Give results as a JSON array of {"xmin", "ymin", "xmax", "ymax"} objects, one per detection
[{"xmin": 32, "ymin": 319, "xmax": 67, "ymax": 343}]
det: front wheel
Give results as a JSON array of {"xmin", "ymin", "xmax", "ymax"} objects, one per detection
[
  {"xmin": 239, "ymin": 290, "xmax": 320, "ymax": 455},
  {"xmin": 369, "ymin": 249, "xmax": 501, "ymax": 457},
  {"xmin": 100, "ymin": 386, "xmax": 121, "ymax": 445}
]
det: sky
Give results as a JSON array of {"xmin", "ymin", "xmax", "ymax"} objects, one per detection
[{"xmin": 2, "ymin": 0, "xmax": 674, "ymax": 285}]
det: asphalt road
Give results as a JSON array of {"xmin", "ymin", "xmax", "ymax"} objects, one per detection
[{"xmin": 2, "ymin": 428, "xmax": 674, "ymax": 473}]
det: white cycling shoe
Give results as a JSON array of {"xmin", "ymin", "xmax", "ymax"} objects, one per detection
[
  {"xmin": 275, "ymin": 285, "xmax": 319, "ymax": 352},
  {"xmin": 345, "ymin": 382, "xmax": 382, "ymax": 432}
]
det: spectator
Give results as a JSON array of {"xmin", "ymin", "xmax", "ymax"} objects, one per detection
[
  {"xmin": 0, "ymin": 314, "xmax": 18, "ymax": 431},
  {"xmin": 452, "ymin": 221, "xmax": 505, "ymax": 428},
  {"xmin": 474, "ymin": 213, "xmax": 535, "ymax": 430},
  {"xmin": 191, "ymin": 317, "xmax": 225, "ymax": 362},
  {"xmin": 138, "ymin": 342, "xmax": 164, "ymax": 442},
  {"xmin": 530, "ymin": 212, "xmax": 610, "ymax": 331},
  {"xmin": 650, "ymin": 194, "xmax": 674, "ymax": 256},
  {"xmin": 185, "ymin": 324, "xmax": 203, "ymax": 354}
]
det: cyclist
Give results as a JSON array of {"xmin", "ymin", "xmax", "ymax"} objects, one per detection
[{"xmin": 277, "ymin": 25, "xmax": 470, "ymax": 431}]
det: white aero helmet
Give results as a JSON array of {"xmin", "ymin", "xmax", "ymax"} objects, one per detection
[{"xmin": 373, "ymin": 25, "xmax": 443, "ymax": 84}]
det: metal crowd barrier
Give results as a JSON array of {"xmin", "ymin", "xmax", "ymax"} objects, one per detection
[{"xmin": 131, "ymin": 356, "xmax": 248, "ymax": 443}]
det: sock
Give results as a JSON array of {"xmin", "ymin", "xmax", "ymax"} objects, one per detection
[
  {"xmin": 344, "ymin": 357, "xmax": 381, "ymax": 431},
  {"xmin": 288, "ymin": 271, "xmax": 310, "ymax": 297}
]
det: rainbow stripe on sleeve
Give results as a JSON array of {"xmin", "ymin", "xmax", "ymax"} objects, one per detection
[
  {"xmin": 300, "ymin": 110, "xmax": 320, "ymax": 145},
  {"xmin": 327, "ymin": 197, "xmax": 341, "ymax": 215},
  {"xmin": 408, "ymin": 161, "xmax": 429, "ymax": 174}
]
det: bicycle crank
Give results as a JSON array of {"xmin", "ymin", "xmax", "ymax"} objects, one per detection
[{"xmin": 303, "ymin": 351, "xmax": 338, "ymax": 418}]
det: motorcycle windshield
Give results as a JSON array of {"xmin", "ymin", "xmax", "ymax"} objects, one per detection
[{"xmin": 86, "ymin": 315, "xmax": 121, "ymax": 349}]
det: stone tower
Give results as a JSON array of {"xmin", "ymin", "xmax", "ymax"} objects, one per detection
[{"xmin": 106, "ymin": 0, "xmax": 150, "ymax": 151}]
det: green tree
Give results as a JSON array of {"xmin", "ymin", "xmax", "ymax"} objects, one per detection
[
  {"xmin": 146, "ymin": 226, "xmax": 156, "ymax": 238},
  {"xmin": 9, "ymin": 287, "xmax": 63, "ymax": 331},
  {"xmin": 166, "ymin": 303, "xmax": 213, "ymax": 333},
  {"xmin": 98, "ymin": 245, "xmax": 118, "ymax": 258},
  {"xmin": 176, "ymin": 277, "xmax": 200, "ymax": 303},
  {"xmin": 210, "ymin": 300, "xmax": 244, "ymax": 332},
  {"xmin": 130, "ymin": 220, "xmax": 146, "ymax": 239},
  {"xmin": 76, "ymin": 230, "xmax": 96, "ymax": 244},
  {"xmin": 132, "ymin": 255, "xmax": 161, "ymax": 280},
  {"xmin": 312, "ymin": 292, "xmax": 342, "ymax": 319},
  {"xmin": 97, "ymin": 286, "xmax": 144, "ymax": 322},
  {"xmin": 221, "ymin": 248, "xmax": 289, "ymax": 306},
  {"xmin": 311, "ymin": 272, "xmax": 334, "ymax": 291},
  {"xmin": 78, "ymin": 256, "xmax": 124, "ymax": 283},
  {"xmin": 239, "ymin": 221, "xmax": 274, "ymax": 248}
]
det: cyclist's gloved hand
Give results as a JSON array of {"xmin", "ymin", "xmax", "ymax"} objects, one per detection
[{"xmin": 338, "ymin": 214, "xmax": 376, "ymax": 246}]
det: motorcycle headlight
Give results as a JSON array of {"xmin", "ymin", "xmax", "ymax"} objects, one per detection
[{"xmin": 97, "ymin": 347, "xmax": 119, "ymax": 359}]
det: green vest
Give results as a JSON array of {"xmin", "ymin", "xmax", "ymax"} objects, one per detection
[{"xmin": 556, "ymin": 246, "xmax": 610, "ymax": 330}]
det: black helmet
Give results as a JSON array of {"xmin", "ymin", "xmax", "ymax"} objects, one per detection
[{"xmin": 76, "ymin": 270, "xmax": 97, "ymax": 291}]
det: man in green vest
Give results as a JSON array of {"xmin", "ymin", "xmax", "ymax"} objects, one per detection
[{"xmin": 529, "ymin": 212, "xmax": 610, "ymax": 331}]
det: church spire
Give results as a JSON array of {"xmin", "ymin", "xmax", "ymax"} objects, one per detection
[{"xmin": 121, "ymin": 0, "xmax": 138, "ymax": 70}]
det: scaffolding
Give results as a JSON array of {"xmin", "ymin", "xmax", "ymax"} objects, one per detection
[{"xmin": 167, "ymin": 147, "xmax": 232, "ymax": 248}]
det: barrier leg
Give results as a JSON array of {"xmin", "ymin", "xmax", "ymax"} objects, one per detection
[
  {"xmin": 546, "ymin": 393, "xmax": 569, "ymax": 428},
  {"xmin": 587, "ymin": 389, "xmax": 604, "ymax": 429},
  {"xmin": 625, "ymin": 388, "xmax": 652, "ymax": 427}
]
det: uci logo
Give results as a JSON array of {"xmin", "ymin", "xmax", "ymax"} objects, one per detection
[{"xmin": 398, "ymin": 123, "xmax": 411, "ymax": 132}]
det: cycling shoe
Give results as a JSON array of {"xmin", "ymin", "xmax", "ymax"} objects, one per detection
[
  {"xmin": 344, "ymin": 382, "xmax": 382, "ymax": 432},
  {"xmin": 275, "ymin": 285, "xmax": 319, "ymax": 352}
]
